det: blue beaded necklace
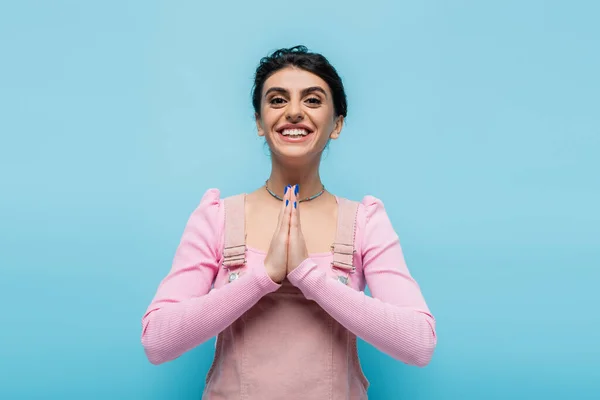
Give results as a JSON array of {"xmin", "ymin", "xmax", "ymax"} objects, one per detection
[{"xmin": 265, "ymin": 180, "xmax": 326, "ymax": 203}]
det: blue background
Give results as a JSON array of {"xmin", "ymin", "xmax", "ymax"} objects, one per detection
[{"xmin": 1, "ymin": 1, "xmax": 598, "ymax": 399}]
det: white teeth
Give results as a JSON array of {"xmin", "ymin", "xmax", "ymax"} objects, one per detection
[{"xmin": 281, "ymin": 129, "xmax": 309, "ymax": 137}]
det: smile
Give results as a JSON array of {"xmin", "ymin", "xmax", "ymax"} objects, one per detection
[
  {"xmin": 277, "ymin": 128, "xmax": 313, "ymax": 143},
  {"xmin": 275, "ymin": 124, "xmax": 314, "ymax": 143},
  {"xmin": 280, "ymin": 128, "xmax": 310, "ymax": 137}
]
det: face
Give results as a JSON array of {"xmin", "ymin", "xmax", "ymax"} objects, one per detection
[{"xmin": 256, "ymin": 67, "xmax": 343, "ymax": 161}]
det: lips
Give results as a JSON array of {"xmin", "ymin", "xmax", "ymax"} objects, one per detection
[
  {"xmin": 275, "ymin": 124, "xmax": 314, "ymax": 143},
  {"xmin": 280, "ymin": 128, "xmax": 310, "ymax": 137},
  {"xmin": 276, "ymin": 124, "xmax": 314, "ymax": 135}
]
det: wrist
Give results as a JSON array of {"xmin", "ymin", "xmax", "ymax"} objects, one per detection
[
  {"xmin": 288, "ymin": 258, "xmax": 314, "ymax": 278},
  {"xmin": 264, "ymin": 263, "xmax": 285, "ymax": 284}
]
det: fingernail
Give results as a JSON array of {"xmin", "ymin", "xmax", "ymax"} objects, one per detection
[
  {"xmin": 284, "ymin": 186, "xmax": 288, "ymax": 194},
  {"xmin": 294, "ymin": 185, "xmax": 299, "ymax": 195},
  {"xmin": 294, "ymin": 201, "xmax": 297, "ymax": 208},
  {"xmin": 286, "ymin": 199, "xmax": 289, "ymax": 206}
]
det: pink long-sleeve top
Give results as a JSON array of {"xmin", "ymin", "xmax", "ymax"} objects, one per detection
[{"xmin": 141, "ymin": 189, "xmax": 437, "ymax": 369}]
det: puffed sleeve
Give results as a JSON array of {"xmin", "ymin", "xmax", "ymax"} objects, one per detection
[
  {"xmin": 141, "ymin": 189, "xmax": 280, "ymax": 365},
  {"xmin": 360, "ymin": 196, "xmax": 437, "ymax": 365},
  {"xmin": 287, "ymin": 196, "xmax": 437, "ymax": 366}
]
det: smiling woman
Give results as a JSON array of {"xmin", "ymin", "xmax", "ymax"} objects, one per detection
[
  {"xmin": 254, "ymin": 49, "xmax": 345, "ymax": 161},
  {"xmin": 140, "ymin": 45, "xmax": 437, "ymax": 400}
]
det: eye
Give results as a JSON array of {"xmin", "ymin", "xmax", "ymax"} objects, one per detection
[
  {"xmin": 269, "ymin": 97, "xmax": 286, "ymax": 105},
  {"xmin": 305, "ymin": 97, "xmax": 322, "ymax": 105}
]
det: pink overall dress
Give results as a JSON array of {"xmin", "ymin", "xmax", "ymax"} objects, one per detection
[{"xmin": 201, "ymin": 194, "xmax": 370, "ymax": 400}]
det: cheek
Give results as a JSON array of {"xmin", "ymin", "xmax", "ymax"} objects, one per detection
[
  {"xmin": 309, "ymin": 106, "xmax": 335, "ymax": 127},
  {"xmin": 314, "ymin": 114, "xmax": 336, "ymax": 134},
  {"xmin": 260, "ymin": 109, "xmax": 281, "ymax": 130}
]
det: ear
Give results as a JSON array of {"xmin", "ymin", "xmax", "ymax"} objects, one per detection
[
  {"xmin": 329, "ymin": 115, "xmax": 344, "ymax": 140},
  {"xmin": 255, "ymin": 112, "xmax": 265, "ymax": 137}
]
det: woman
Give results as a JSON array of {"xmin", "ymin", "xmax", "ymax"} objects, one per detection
[{"xmin": 141, "ymin": 45, "xmax": 437, "ymax": 399}]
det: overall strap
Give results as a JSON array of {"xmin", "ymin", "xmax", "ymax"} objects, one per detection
[
  {"xmin": 222, "ymin": 194, "xmax": 246, "ymax": 269},
  {"xmin": 331, "ymin": 198, "xmax": 359, "ymax": 273}
]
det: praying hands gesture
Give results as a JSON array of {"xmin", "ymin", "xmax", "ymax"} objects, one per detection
[{"xmin": 263, "ymin": 185, "xmax": 309, "ymax": 283}]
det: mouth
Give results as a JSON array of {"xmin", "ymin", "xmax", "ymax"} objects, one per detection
[{"xmin": 276, "ymin": 124, "xmax": 314, "ymax": 142}]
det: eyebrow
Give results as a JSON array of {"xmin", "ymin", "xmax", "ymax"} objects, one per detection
[{"xmin": 264, "ymin": 86, "xmax": 328, "ymax": 98}]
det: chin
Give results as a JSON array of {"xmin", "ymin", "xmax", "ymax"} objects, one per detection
[{"xmin": 271, "ymin": 146, "xmax": 320, "ymax": 162}]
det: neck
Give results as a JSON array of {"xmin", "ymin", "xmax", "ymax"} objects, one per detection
[{"xmin": 266, "ymin": 156, "xmax": 324, "ymax": 200}]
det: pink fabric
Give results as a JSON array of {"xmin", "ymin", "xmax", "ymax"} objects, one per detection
[{"xmin": 141, "ymin": 188, "xmax": 437, "ymax": 369}]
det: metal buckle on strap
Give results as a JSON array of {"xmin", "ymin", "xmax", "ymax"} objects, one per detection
[
  {"xmin": 222, "ymin": 244, "xmax": 246, "ymax": 268},
  {"xmin": 224, "ymin": 244, "xmax": 246, "ymax": 251},
  {"xmin": 223, "ymin": 257, "xmax": 246, "ymax": 265},
  {"xmin": 331, "ymin": 242, "xmax": 356, "ymax": 273},
  {"xmin": 331, "ymin": 261, "xmax": 356, "ymax": 272}
]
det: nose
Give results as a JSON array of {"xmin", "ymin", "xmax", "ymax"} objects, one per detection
[{"xmin": 285, "ymin": 100, "xmax": 304, "ymax": 123}]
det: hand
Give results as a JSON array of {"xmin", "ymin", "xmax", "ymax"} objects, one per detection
[
  {"xmin": 264, "ymin": 185, "xmax": 292, "ymax": 283},
  {"xmin": 287, "ymin": 185, "xmax": 309, "ymax": 274}
]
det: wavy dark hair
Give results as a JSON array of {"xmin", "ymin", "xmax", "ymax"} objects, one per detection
[{"xmin": 251, "ymin": 45, "xmax": 347, "ymax": 118}]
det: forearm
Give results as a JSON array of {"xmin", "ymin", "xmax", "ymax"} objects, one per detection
[
  {"xmin": 288, "ymin": 259, "xmax": 436, "ymax": 367},
  {"xmin": 142, "ymin": 267, "xmax": 280, "ymax": 365}
]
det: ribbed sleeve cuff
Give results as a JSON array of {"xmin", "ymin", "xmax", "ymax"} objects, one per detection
[
  {"xmin": 251, "ymin": 264, "xmax": 283, "ymax": 294},
  {"xmin": 286, "ymin": 258, "xmax": 322, "ymax": 299}
]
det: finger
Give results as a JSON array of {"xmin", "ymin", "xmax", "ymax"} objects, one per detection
[
  {"xmin": 290, "ymin": 185, "xmax": 299, "ymax": 231},
  {"xmin": 290, "ymin": 198, "xmax": 298, "ymax": 234},
  {"xmin": 279, "ymin": 186, "xmax": 292, "ymax": 235},
  {"xmin": 275, "ymin": 185, "xmax": 291, "ymax": 230}
]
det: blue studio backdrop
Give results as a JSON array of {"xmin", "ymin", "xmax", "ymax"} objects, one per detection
[{"xmin": 1, "ymin": 1, "xmax": 598, "ymax": 399}]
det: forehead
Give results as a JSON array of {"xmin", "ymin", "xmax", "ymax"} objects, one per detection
[{"xmin": 263, "ymin": 67, "xmax": 331, "ymax": 95}]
